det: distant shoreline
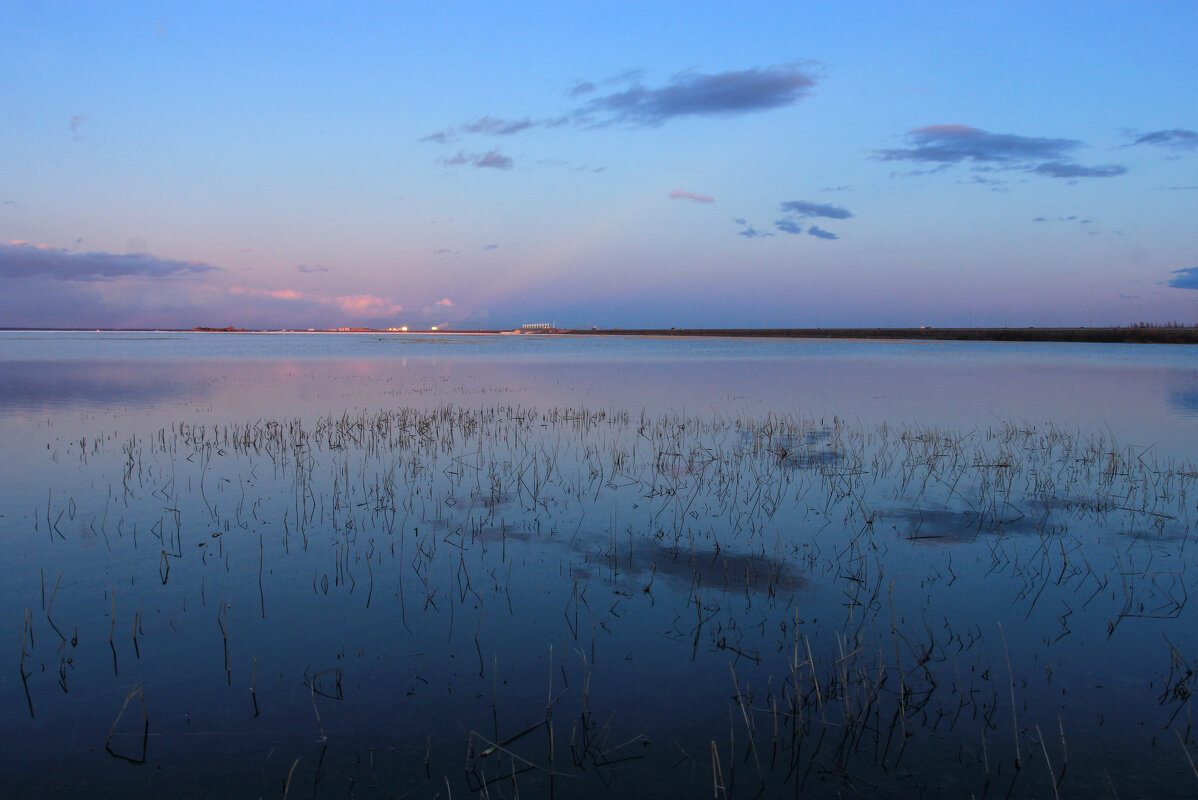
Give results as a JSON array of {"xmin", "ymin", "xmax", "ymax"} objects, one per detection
[
  {"xmin": 549, "ymin": 326, "xmax": 1198, "ymax": 344},
  {"xmin": 3, "ymin": 326, "xmax": 1196, "ymax": 344}
]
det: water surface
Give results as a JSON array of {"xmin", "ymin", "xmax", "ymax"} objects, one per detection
[{"xmin": 2, "ymin": 332, "xmax": 1197, "ymax": 798}]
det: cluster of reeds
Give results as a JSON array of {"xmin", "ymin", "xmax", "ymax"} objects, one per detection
[{"xmin": 12, "ymin": 405, "xmax": 1198, "ymax": 797}]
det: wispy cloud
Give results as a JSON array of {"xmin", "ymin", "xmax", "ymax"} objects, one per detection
[
  {"xmin": 425, "ymin": 116, "xmax": 541, "ymax": 143},
  {"xmin": 734, "ymin": 218, "xmax": 773, "ymax": 239},
  {"xmin": 779, "ymin": 200, "xmax": 852, "ymax": 219},
  {"xmin": 773, "ymin": 200, "xmax": 853, "ymax": 239},
  {"xmin": 296, "ymin": 264, "xmax": 329, "ymax": 273},
  {"xmin": 422, "ymin": 63, "xmax": 818, "ymax": 144},
  {"xmin": 1167, "ymin": 267, "xmax": 1198, "ymax": 290},
  {"xmin": 1130, "ymin": 129, "xmax": 1198, "ymax": 151},
  {"xmin": 879, "ymin": 125, "xmax": 1078, "ymax": 164},
  {"xmin": 70, "ymin": 113, "xmax": 88, "ymax": 140},
  {"xmin": 0, "ymin": 241, "xmax": 216, "ymax": 281},
  {"xmin": 669, "ymin": 189, "xmax": 715, "ymax": 204},
  {"xmin": 1033, "ymin": 162, "xmax": 1126, "ymax": 178},
  {"xmin": 1033, "ymin": 215, "xmax": 1093, "ymax": 225},
  {"xmin": 476, "ymin": 150, "xmax": 514, "ymax": 169},
  {"xmin": 567, "ymin": 80, "xmax": 596, "ymax": 97},
  {"xmin": 579, "ymin": 65, "xmax": 816, "ymax": 127},
  {"xmin": 461, "ymin": 116, "xmax": 534, "ymax": 136},
  {"xmin": 435, "ymin": 297, "xmax": 454, "ymax": 307},
  {"xmin": 878, "ymin": 124, "xmax": 1126, "ymax": 179},
  {"xmin": 958, "ymin": 175, "xmax": 1010, "ymax": 190},
  {"xmin": 441, "ymin": 149, "xmax": 514, "ymax": 169}
]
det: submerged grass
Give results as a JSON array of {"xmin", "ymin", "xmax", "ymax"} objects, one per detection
[{"xmin": 8, "ymin": 405, "xmax": 1198, "ymax": 797}]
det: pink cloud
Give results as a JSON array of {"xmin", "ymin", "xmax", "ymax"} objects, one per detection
[
  {"xmin": 335, "ymin": 294, "xmax": 404, "ymax": 316},
  {"xmin": 668, "ymin": 189, "xmax": 715, "ymax": 204},
  {"xmin": 229, "ymin": 287, "xmax": 306, "ymax": 301},
  {"xmin": 435, "ymin": 297, "xmax": 454, "ymax": 307},
  {"xmin": 229, "ymin": 286, "xmax": 403, "ymax": 317}
]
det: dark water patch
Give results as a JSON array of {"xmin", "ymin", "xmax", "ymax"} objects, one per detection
[
  {"xmin": 576, "ymin": 536, "xmax": 807, "ymax": 595},
  {"xmin": 878, "ymin": 505, "xmax": 1053, "ymax": 542}
]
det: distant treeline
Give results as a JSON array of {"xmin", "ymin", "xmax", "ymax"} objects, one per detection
[{"xmin": 558, "ymin": 326, "xmax": 1198, "ymax": 344}]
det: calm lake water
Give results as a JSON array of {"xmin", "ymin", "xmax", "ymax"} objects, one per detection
[{"xmin": 3, "ymin": 331, "xmax": 1198, "ymax": 798}]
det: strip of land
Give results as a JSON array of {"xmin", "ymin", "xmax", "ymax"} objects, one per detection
[
  {"xmin": 13, "ymin": 325, "xmax": 1186, "ymax": 344},
  {"xmin": 550, "ymin": 326, "xmax": 1198, "ymax": 344}
]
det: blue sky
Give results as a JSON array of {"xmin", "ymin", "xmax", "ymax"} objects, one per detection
[{"xmin": 1, "ymin": 1, "xmax": 1196, "ymax": 329}]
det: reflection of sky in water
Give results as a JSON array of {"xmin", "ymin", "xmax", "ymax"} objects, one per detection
[
  {"xmin": 878, "ymin": 506, "xmax": 1048, "ymax": 543},
  {"xmin": 0, "ymin": 359, "xmax": 205, "ymax": 411},
  {"xmin": 2, "ymin": 332, "xmax": 1198, "ymax": 459},
  {"xmin": 1169, "ymin": 382, "xmax": 1198, "ymax": 417},
  {"xmin": 2, "ymin": 375, "xmax": 1196, "ymax": 798},
  {"xmin": 571, "ymin": 537, "xmax": 807, "ymax": 595}
]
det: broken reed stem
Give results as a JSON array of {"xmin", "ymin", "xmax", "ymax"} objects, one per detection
[
  {"xmin": 889, "ymin": 582, "xmax": 907, "ymax": 715},
  {"xmin": 45, "ymin": 571, "xmax": 66, "ymax": 643},
  {"xmin": 1036, "ymin": 724, "xmax": 1060, "ymax": 800},
  {"xmin": 1057, "ymin": 716, "xmax": 1068, "ymax": 785},
  {"xmin": 20, "ymin": 608, "xmax": 32, "ymax": 675},
  {"xmin": 729, "ymin": 663, "xmax": 762, "ymax": 780},
  {"xmin": 20, "ymin": 608, "xmax": 35, "ymax": 718},
  {"xmin": 1176, "ymin": 729, "xmax": 1198, "ymax": 783},
  {"xmin": 804, "ymin": 634, "xmax": 825, "ymax": 720},
  {"xmin": 999, "ymin": 622, "xmax": 1021, "ymax": 770},
  {"xmin": 258, "ymin": 533, "xmax": 265, "ymax": 618},
  {"xmin": 710, "ymin": 740, "xmax": 726, "ymax": 799},
  {"xmin": 217, "ymin": 599, "xmax": 231, "ymax": 685},
  {"xmin": 105, "ymin": 684, "xmax": 149, "ymax": 764},
  {"xmin": 282, "ymin": 757, "xmax": 300, "ymax": 799},
  {"xmin": 310, "ymin": 680, "xmax": 327, "ymax": 742}
]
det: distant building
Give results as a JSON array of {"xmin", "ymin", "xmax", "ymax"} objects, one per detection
[{"xmin": 521, "ymin": 322, "xmax": 554, "ymax": 330}]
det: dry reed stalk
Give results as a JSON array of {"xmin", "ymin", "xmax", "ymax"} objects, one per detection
[{"xmin": 999, "ymin": 622, "xmax": 1021, "ymax": 770}]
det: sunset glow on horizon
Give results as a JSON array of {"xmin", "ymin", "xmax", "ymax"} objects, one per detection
[{"xmin": 1, "ymin": 2, "xmax": 1196, "ymax": 330}]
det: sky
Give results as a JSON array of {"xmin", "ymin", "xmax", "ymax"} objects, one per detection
[{"xmin": 1, "ymin": 1, "xmax": 1196, "ymax": 330}]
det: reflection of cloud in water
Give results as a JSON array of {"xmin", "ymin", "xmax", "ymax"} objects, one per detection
[
  {"xmin": 1028, "ymin": 497, "xmax": 1188, "ymax": 540},
  {"xmin": 576, "ymin": 538, "xmax": 806, "ymax": 594},
  {"xmin": 1027, "ymin": 496, "xmax": 1115, "ymax": 515},
  {"xmin": 1168, "ymin": 385, "xmax": 1198, "ymax": 418},
  {"xmin": 879, "ymin": 506, "xmax": 1046, "ymax": 543},
  {"xmin": 779, "ymin": 448, "xmax": 841, "ymax": 469},
  {"xmin": 471, "ymin": 526, "xmax": 532, "ymax": 544},
  {"xmin": 0, "ymin": 359, "xmax": 205, "ymax": 411},
  {"xmin": 740, "ymin": 427, "xmax": 843, "ymax": 470}
]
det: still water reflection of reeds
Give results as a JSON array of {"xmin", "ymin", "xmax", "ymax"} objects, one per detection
[{"xmin": 3, "ymin": 332, "xmax": 1198, "ymax": 798}]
